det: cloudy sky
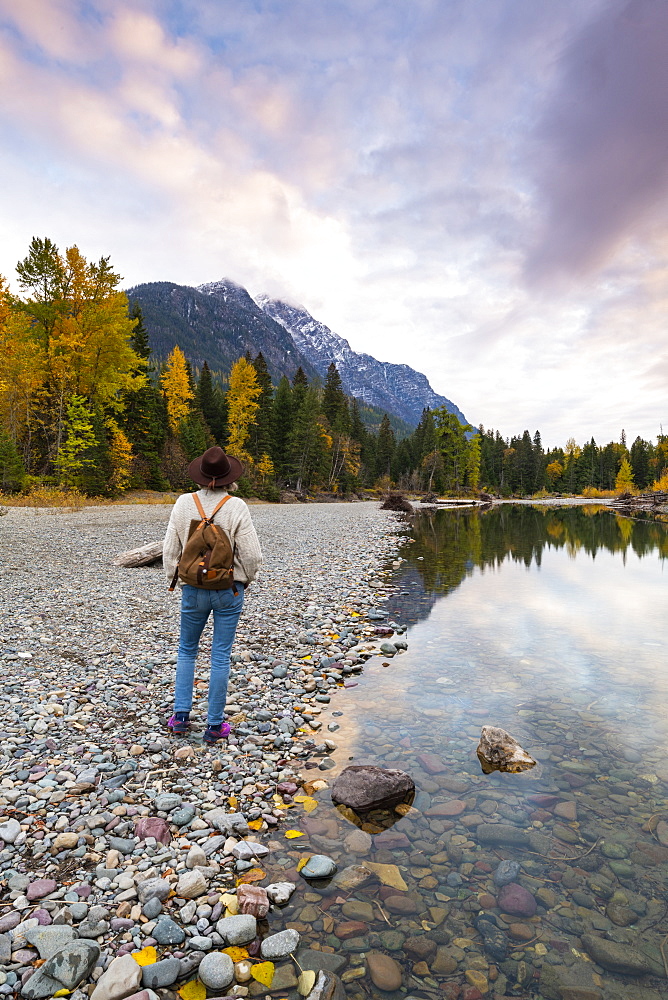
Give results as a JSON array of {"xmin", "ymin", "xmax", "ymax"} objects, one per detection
[{"xmin": 0, "ymin": 0, "xmax": 666, "ymax": 445}]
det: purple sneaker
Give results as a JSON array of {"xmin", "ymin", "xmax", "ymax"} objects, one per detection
[
  {"xmin": 204, "ymin": 722, "xmax": 231, "ymax": 744},
  {"xmin": 168, "ymin": 713, "xmax": 190, "ymax": 736}
]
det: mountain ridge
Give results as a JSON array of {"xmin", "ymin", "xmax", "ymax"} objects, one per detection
[
  {"xmin": 125, "ymin": 277, "xmax": 468, "ymax": 429},
  {"xmin": 257, "ymin": 295, "xmax": 468, "ymax": 427},
  {"xmin": 125, "ymin": 279, "xmax": 320, "ymax": 384}
]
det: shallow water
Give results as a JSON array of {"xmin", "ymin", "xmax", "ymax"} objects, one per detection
[{"xmin": 259, "ymin": 505, "xmax": 668, "ymax": 999}]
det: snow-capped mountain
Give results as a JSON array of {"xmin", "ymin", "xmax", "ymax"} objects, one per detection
[{"xmin": 257, "ymin": 296, "xmax": 468, "ymax": 428}]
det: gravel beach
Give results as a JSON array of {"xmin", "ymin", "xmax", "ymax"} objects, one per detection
[{"xmin": 0, "ymin": 501, "xmax": 407, "ymax": 998}]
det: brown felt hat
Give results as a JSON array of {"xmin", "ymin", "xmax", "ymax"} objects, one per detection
[{"xmin": 188, "ymin": 446, "xmax": 244, "ymax": 488}]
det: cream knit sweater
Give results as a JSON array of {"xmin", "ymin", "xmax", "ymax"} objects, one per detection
[{"xmin": 163, "ymin": 489, "xmax": 263, "ymax": 586}]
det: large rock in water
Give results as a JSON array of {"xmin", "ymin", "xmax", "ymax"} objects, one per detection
[
  {"xmin": 331, "ymin": 765, "xmax": 414, "ymax": 812},
  {"xmin": 581, "ymin": 934, "xmax": 663, "ymax": 976},
  {"xmin": 476, "ymin": 725, "xmax": 536, "ymax": 774}
]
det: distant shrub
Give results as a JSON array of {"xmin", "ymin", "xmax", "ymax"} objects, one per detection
[
  {"xmin": 582, "ymin": 486, "xmax": 617, "ymax": 499},
  {"xmin": 651, "ymin": 471, "xmax": 668, "ymax": 491},
  {"xmin": 0, "ymin": 484, "xmax": 88, "ymax": 510}
]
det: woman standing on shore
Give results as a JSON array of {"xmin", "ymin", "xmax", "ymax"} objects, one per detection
[{"xmin": 163, "ymin": 447, "xmax": 262, "ymax": 744}]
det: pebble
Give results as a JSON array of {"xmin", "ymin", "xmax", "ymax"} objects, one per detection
[
  {"xmin": 497, "ymin": 883, "xmax": 537, "ymax": 918},
  {"xmin": 492, "ymin": 860, "xmax": 520, "ymax": 887},
  {"xmin": 216, "ymin": 914, "xmax": 257, "ymax": 945},
  {"xmin": 176, "ymin": 870, "xmax": 207, "ymax": 898},
  {"xmin": 25, "ymin": 925, "xmax": 76, "ymax": 959},
  {"xmin": 265, "ymin": 882, "xmax": 296, "ymax": 906},
  {"xmin": 367, "ymin": 952, "xmax": 403, "ymax": 990},
  {"xmin": 300, "ymin": 855, "xmax": 338, "ymax": 879},
  {"xmin": 26, "ymin": 879, "xmax": 57, "ymax": 901},
  {"xmin": 90, "ymin": 954, "xmax": 142, "ymax": 1000},
  {"xmin": 140, "ymin": 958, "xmax": 181, "ymax": 989},
  {"xmin": 0, "ymin": 818, "xmax": 21, "ymax": 843},
  {"xmin": 198, "ymin": 951, "xmax": 235, "ymax": 990},
  {"xmin": 151, "ymin": 917, "xmax": 185, "ymax": 945},
  {"xmin": 260, "ymin": 927, "xmax": 301, "ymax": 959}
]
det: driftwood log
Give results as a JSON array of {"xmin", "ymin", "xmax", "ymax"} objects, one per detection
[
  {"xmin": 113, "ymin": 540, "xmax": 163, "ymax": 568},
  {"xmin": 609, "ymin": 490, "xmax": 668, "ymax": 512}
]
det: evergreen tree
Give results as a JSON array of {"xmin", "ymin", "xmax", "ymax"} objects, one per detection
[
  {"xmin": 465, "ymin": 433, "xmax": 481, "ymax": 491},
  {"xmin": 578, "ymin": 437, "xmax": 598, "ymax": 491},
  {"xmin": 271, "ymin": 376, "xmax": 293, "ymax": 479},
  {"xmin": 197, "ymin": 362, "xmax": 227, "ymax": 444},
  {"xmin": 630, "ymin": 436, "xmax": 651, "ymax": 489},
  {"xmin": 350, "ymin": 398, "xmax": 367, "ymax": 445},
  {"xmin": 322, "ymin": 363, "xmax": 349, "ymax": 430},
  {"xmin": 517, "ymin": 430, "xmax": 536, "ymax": 494},
  {"xmin": 376, "ymin": 413, "xmax": 395, "ymax": 481},
  {"xmin": 77, "ymin": 405, "xmax": 113, "ymax": 496},
  {"xmin": 0, "ymin": 429, "xmax": 25, "ymax": 491},
  {"xmin": 121, "ymin": 304, "xmax": 167, "ymax": 489},
  {"xmin": 292, "ymin": 366, "xmax": 309, "ymax": 413},
  {"xmin": 435, "ymin": 410, "xmax": 469, "ymax": 491},
  {"xmin": 289, "ymin": 387, "xmax": 330, "ymax": 490},
  {"xmin": 129, "ymin": 302, "xmax": 151, "ymax": 359},
  {"xmin": 179, "ymin": 411, "xmax": 210, "ymax": 461}
]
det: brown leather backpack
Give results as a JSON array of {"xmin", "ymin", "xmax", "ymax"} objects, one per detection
[{"xmin": 168, "ymin": 494, "xmax": 237, "ymax": 592}]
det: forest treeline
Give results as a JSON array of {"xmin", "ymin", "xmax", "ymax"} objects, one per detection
[{"xmin": 0, "ymin": 239, "xmax": 666, "ymax": 499}]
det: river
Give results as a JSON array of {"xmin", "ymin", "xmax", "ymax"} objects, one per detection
[{"xmin": 259, "ymin": 504, "xmax": 668, "ymax": 999}]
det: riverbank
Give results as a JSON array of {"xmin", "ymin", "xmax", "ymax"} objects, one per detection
[{"xmin": 0, "ymin": 502, "xmax": 408, "ymax": 998}]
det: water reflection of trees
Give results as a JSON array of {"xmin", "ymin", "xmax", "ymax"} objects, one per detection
[{"xmin": 386, "ymin": 505, "xmax": 668, "ymax": 624}]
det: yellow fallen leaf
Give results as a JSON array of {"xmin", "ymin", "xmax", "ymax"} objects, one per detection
[
  {"xmin": 302, "ymin": 797, "xmax": 318, "ymax": 813},
  {"xmin": 228, "ymin": 794, "xmax": 238, "ymax": 809},
  {"xmin": 293, "ymin": 795, "xmax": 308, "ymax": 803},
  {"xmin": 178, "ymin": 981, "xmax": 206, "ymax": 1000},
  {"xmin": 301, "ymin": 655, "xmax": 312, "ymax": 660},
  {"xmin": 223, "ymin": 946, "xmax": 249, "ymax": 962},
  {"xmin": 221, "ymin": 893, "xmax": 239, "ymax": 915},
  {"xmin": 285, "ymin": 830, "xmax": 305, "ymax": 839},
  {"xmin": 247, "ymin": 818, "xmax": 264, "ymax": 830},
  {"xmin": 131, "ymin": 946, "xmax": 157, "ymax": 967},
  {"xmin": 350, "ymin": 611, "xmax": 361, "ymax": 616},
  {"xmin": 53, "ymin": 993, "xmax": 71, "ymax": 998},
  {"xmin": 251, "ymin": 962, "xmax": 275, "ymax": 987},
  {"xmin": 236, "ymin": 867, "xmax": 266, "ymax": 884},
  {"xmin": 296, "ymin": 856, "xmax": 311, "ymax": 871},
  {"xmin": 298, "ymin": 970, "xmax": 316, "ymax": 996},
  {"xmin": 362, "ymin": 861, "xmax": 407, "ymax": 890}
]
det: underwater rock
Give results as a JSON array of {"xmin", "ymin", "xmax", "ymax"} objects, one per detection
[
  {"xmin": 331, "ymin": 765, "xmax": 414, "ymax": 812},
  {"xmin": 476, "ymin": 725, "xmax": 537, "ymax": 774}
]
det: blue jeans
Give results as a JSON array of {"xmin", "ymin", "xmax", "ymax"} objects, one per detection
[{"xmin": 174, "ymin": 584, "xmax": 244, "ymax": 725}]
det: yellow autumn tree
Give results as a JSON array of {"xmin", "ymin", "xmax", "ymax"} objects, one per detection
[
  {"xmin": 615, "ymin": 456, "xmax": 635, "ymax": 494},
  {"xmin": 161, "ymin": 346, "xmax": 193, "ymax": 432},
  {"xmin": 108, "ymin": 428, "xmax": 134, "ymax": 492},
  {"xmin": 226, "ymin": 357, "xmax": 261, "ymax": 466},
  {"xmin": 546, "ymin": 460, "xmax": 563, "ymax": 485},
  {"xmin": 256, "ymin": 453, "xmax": 275, "ymax": 482},
  {"xmin": 12, "ymin": 238, "xmax": 145, "ymax": 465},
  {"xmin": 0, "ymin": 277, "xmax": 45, "ymax": 455}
]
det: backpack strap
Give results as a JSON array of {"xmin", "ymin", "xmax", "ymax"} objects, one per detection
[{"xmin": 193, "ymin": 492, "xmax": 231, "ymax": 525}]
